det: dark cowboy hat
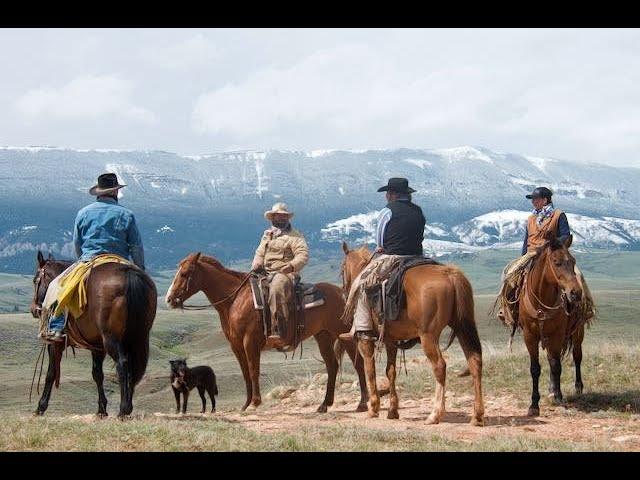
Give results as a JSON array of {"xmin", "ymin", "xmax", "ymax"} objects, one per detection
[
  {"xmin": 377, "ymin": 177, "xmax": 416, "ymax": 194},
  {"xmin": 526, "ymin": 186, "xmax": 553, "ymax": 200},
  {"xmin": 89, "ymin": 173, "xmax": 127, "ymax": 196}
]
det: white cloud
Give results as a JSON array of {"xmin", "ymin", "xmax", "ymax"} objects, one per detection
[
  {"xmin": 190, "ymin": 31, "xmax": 640, "ymax": 165},
  {"xmin": 141, "ymin": 34, "xmax": 221, "ymax": 70},
  {"xmin": 14, "ymin": 74, "xmax": 155, "ymax": 123}
]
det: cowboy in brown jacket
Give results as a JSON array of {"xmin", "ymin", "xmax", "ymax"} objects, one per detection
[{"xmin": 251, "ymin": 203, "xmax": 309, "ymax": 348}]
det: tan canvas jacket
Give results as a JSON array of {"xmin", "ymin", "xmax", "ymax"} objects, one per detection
[{"xmin": 251, "ymin": 227, "xmax": 309, "ymax": 274}]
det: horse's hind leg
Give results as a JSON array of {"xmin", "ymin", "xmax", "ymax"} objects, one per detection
[
  {"xmin": 197, "ymin": 386, "xmax": 206, "ymax": 414},
  {"xmin": 229, "ymin": 341, "xmax": 252, "ymax": 410},
  {"xmin": 243, "ymin": 335, "xmax": 262, "ymax": 408},
  {"xmin": 343, "ymin": 340, "xmax": 368, "ymax": 412},
  {"xmin": 421, "ymin": 333, "xmax": 446, "ymax": 425},
  {"xmin": 357, "ymin": 338, "xmax": 379, "ymax": 418},
  {"xmin": 314, "ymin": 331, "xmax": 339, "ymax": 413},
  {"xmin": 105, "ymin": 336, "xmax": 133, "ymax": 418},
  {"xmin": 573, "ymin": 327, "xmax": 584, "ymax": 395},
  {"xmin": 385, "ymin": 343, "xmax": 399, "ymax": 420},
  {"xmin": 35, "ymin": 344, "xmax": 59, "ymax": 416},
  {"xmin": 91, "ymin": 351, "xmax": 108, "ymax": 417}
]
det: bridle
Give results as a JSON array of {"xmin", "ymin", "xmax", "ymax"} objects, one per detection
[
  {"xmin": 170, "ymin": 258, "xmax": 252, "ymax": 311},
  {"xmin": 32, "ymin": 264, "xmax": 56, "ymax": 315}
]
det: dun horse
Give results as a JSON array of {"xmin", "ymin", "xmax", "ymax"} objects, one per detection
[
  {"xmin": 508, "ymin": 233, "xmax": 586, "ymax": 417},
  {"xmin": 339, "ymin": 242, "xmax": 484, "ymax": 426},
  {"xmin": 30, "ymin": 251, "xmax": 157, "ymax": 418},
  {"xmin": 165, "ymin": 252, "xmax": 368, "ymax": 413}
]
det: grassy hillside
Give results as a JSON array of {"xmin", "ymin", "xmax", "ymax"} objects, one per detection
[{"xmin": 1, "ymin": 249, "xmax": 639, "ymax": 451}]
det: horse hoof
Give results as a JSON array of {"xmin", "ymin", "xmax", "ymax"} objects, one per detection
[
  {"xmin": 527, "ymin": 407, "xmax": 540, "ymax": 417},
  {"xmin": 387, "ymin": 410, "xmax": 399, "ymax": 420},
  {"xmin": 470, "ymin": 416, "xmax": 484, "ymax": 427},
  {"xmin": 316, "ymin": 404, "xmax": 328, "ymax": 413},
  {"xmin": 96, "ymin": 412, "xmax": 108, "ymax": 419},
  {"xmin": 426, "ymin": 414, "xmax": 440, "ymax": 425},
  {"xmin": 575, "ymin": 387, "xmax": 583, "ymax": 396},
  {"xmin": 355, "ymin": 403, "xmax": 368, "ymax": 413},
  {"xmin": 367, "ymin": 409, "xmax": 379, "ymax": 418},
  {"xmin": 33, "ymin": 410, "xmax": 44, "ymax": 417}
]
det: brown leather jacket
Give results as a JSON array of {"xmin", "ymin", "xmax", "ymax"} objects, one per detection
[{"xmin": 251, "ymin": 226, "xmax": 309, "ymax": 274}]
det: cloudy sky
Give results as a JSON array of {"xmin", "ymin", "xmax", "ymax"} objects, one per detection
[{"xmin": 1, "ymin": 28, "xmax": 639, "ymax": 165}]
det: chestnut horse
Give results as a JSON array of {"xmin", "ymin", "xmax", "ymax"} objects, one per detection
[
  {"xmin": 165, "ymin": 252, "xmax": 368, "ymax": 412},
  {"xmin": 509, "ymin": 233, "xmax": 586, "ymax": 417},
  {"xmin": 30, "ymin": 251, "xmax": 157, "ymax": 418},
  {"xmin": 339, "ymin": 243, "xmax": 484, "ymax": 425}
]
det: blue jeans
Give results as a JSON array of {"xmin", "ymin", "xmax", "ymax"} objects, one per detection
[{"xmin": 48, "ymin": 313, "xmax": 65, "ymax": 332}]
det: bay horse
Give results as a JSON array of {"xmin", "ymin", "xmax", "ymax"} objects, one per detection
[
  {"xmin": 30, "ymin": 251, "xmax": 157, "ymax": 418},
  {"xmin": 339, "ymin": 242, "xmax": 484, "ymax": 426},
  {"xmin": 165, "ymin": 252, "xmax": 368, "ymax": 413},
  {"xmin": 510, "ymin": 233, "xmax": 586, "ymax": 417}
]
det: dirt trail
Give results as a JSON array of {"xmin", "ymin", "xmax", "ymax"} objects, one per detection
[{"xmin": 149, "ymin": 385, "xmax": 640, "ymax": 451}]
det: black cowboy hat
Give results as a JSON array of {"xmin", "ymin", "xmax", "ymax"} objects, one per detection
[
  {"xmin": 526, "ymin": 186, "xmax": 553, "ymax": 200},
  {"xmin": 89, "ymin": 173, "xmax": 127, "ymax": 196},
  {"xmin": 377, "ymin": 177, "xmax": 416, "ymax": 194}
]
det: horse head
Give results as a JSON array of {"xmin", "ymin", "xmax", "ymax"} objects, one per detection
[
  {"xmin": 165, "ymin": 252, "xmax": 203, "ymax": 309},
  {"xmin": 340, "ymin": 241, "xmax": 372, "ymax": 295},
  {"xmin": 542, "ymin": 231, "xmax": 582, "ymax": 309},
  {"xmin": 31, "ymin": 251, "xmax": 70, "ymax": 318}
]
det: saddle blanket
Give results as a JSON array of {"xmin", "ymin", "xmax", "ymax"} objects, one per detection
[
  {"xmin": 44, "ymin": 254, "xmax": 132, "ymax": 319},
  {"xmin": 365, "ymin": 256, "xmax": 441, "ymax": 322},
  {"xmin": 249, "ymin": 275, "xmax": 325, "ymax": 311}
]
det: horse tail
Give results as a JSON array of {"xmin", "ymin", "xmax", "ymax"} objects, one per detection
[
  {"xmin": 123, "ymin": 267, "xmax": 157, "ymax": 386},
  {"xmin": 444, "ymin": 269, "xmax": 482, "ymax": 361}
]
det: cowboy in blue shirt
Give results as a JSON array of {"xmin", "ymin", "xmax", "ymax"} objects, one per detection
[{"xmin": 43, "ymin": 173, "xmax": 145, "ymax": 341}]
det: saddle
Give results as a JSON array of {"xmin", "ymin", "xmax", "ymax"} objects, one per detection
[
  {"xmin": 364, "ymin": 256, "xmax": 441, "ymax": 323},
  {"xmin": 249, "ymin": 273, "xmax": 325, "ymax": 350}
]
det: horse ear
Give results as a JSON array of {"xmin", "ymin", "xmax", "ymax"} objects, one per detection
[
  {"xmin": 37, "ymin": 251, "xmax": 45, "ymax": 267},
  {"xmin": 563, "ymin": 234, "xmax": 573, "ymax": 249},
  {"xmin": 342, "ymin": 241, "xmax": 350, "ymax": 255},
  {"xmin": 193, "ymin": 252, "xmax": 201, "ymax": 262}
]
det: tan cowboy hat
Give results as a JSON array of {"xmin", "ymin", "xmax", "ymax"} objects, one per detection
[
  {"xmin": 264, "ymin": 202, "xmax": 294, "ymax": 221},
  {"xmin": 89, "ymin": 173, "xmax": 127, "ymax": 196}
]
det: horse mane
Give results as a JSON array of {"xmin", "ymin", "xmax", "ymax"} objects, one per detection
[{"xmin": 198, "ymin": 255, "xmax": 247, "ymax": 281}]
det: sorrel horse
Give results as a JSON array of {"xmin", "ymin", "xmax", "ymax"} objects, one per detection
[
  {"xmin": 30, "ymin": 251, "xmax": 157, "ymax": 418},
  {"xmin": 510, "ymin": 233, "xmax": 586, "ymax": 417},
  {"xmin": 165, "ymin": 252, "xmax": 368, "ymax": 412},
  {"xmin": 340, "ymin": 243, "xmax": 484, "ymax": 425}
]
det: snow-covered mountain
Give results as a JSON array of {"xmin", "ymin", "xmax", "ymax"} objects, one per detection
[
  {"xmin": 1, "ymin": 145, "xmax": 639, "ymax": 272},
  {"xmin": 322, "ymin": 208, "xmax": 640, "ymax": 257}
]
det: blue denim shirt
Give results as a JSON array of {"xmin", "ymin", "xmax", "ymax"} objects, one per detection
[{"xmin": 72, "ymin": 197, "xmax": 145, "ymax": 269}]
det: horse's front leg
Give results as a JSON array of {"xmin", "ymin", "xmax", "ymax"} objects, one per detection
[
  {"xmin": 523, "ymin": 329, "xmax": 541, "ymax": 416},
  {"xmin": 314, "ymin": 331, "xmax": 339, "ymax": 413},
  {"xmin": 91, "ymin": 350, "xmax": 108, "ymax": 417},
  {"xmin": 572, "ymin": 326, "xmax": 585, "ymax": 395},
  {"xmin": 546, "ymin": 335, "xmax": 564, "ymax": 405},
  {"xmin": 357, "ymin": 337, "xmax": 379, "ymax": 417},
  {"xmin": 34, "ymin": 344, "xmax": 60, "ymax": 416},
  {"xmin": 244, "ymin": 334, "xmax": 262, "ymax": 408},
  {"xmin": 385, "ymin": 342, "xmax": 399, "ymax": 419},
  {"xmin": 342, "ymin": 340, "xmax": 369, "ymax": 412}
]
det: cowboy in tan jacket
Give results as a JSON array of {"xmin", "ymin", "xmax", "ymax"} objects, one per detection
[{"xmin": 251, "ymin": 202, "xmax": 309, "ymax": 348}]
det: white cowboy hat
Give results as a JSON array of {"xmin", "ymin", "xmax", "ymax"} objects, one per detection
[{"xmin": 264, "ymin": 202, "xmax": 294, "ymax": 221}]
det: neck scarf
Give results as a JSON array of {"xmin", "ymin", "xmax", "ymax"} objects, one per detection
[{"xmin": 533, "ymin": 203, "xmax": 554, "ymax": 226}]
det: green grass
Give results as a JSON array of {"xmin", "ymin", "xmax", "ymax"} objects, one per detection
[{"xmin": 1, "ymin": 249, "xmax": 639, "ymax": 451}]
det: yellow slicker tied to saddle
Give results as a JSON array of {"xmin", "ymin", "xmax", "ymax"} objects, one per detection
[{"xmin": 53, "ymin": 254, "xmax": 131, "ymax": 319}]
